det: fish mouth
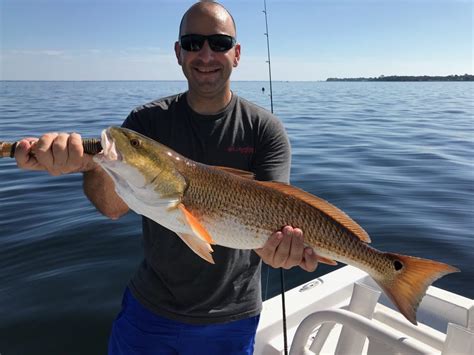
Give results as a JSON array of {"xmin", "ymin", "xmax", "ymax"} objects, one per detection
[{"xmin": 99, "ymin": 128, "xmax": 122, "ymax": 162}]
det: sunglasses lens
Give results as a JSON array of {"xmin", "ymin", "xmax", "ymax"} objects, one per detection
[
  {"xmin": 208, "ymin": 35, "xmax": 235, "ymax": 52},
  {"xmin": 180, "ymin": 35, "xmax": 205, "ymax": 52},
  {"xmin": 180, "ymin": 34, "xmax": 235, "ymax": 52}
]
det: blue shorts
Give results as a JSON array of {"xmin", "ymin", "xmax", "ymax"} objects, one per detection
[{"xmin": 108, "ymin": 288, "xmax": 260, "ymax": 355}]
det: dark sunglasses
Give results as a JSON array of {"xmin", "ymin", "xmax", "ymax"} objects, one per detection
[{"xmin": 179, "ymin": 34, "xmax": 236, "ymax": 52}]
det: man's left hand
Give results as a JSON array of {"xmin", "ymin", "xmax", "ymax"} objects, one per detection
[{"xmin": 254, "ymin": 226, "xmax": 319, "ymax": 272}]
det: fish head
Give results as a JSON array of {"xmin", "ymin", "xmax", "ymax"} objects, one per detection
[{"xmin": 94, "ymin": 126, "xmax": 187, "ymax": 204}]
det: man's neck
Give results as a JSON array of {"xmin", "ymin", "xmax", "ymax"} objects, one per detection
[{"xmin": 186, "ymin": 90, "xmax": 233, "ymax": 115}]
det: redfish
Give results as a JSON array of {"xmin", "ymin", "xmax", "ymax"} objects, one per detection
[{"xmin": 94, "ymin": 126, "xmax": 459, "ymax": 325}]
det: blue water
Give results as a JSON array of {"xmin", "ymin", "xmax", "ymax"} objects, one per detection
[{"xmin": 1, "ymin": 81, "xmax": 473, "ymax": 354}]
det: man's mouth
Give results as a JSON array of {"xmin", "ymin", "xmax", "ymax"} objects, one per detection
[{"xmin": 194, "ymin": 67, "xmax": 220, "ymax": 74}]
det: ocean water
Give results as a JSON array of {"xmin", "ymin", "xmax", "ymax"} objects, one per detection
[{"xmin": 0, "ymin": 81, "xmax": 473, "ymax": 354}]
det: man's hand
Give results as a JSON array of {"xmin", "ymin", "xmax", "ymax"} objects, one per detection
[
  {"xmin": 254, "ymin": 226, "xmax": 319, "ymax": 272},
  {"xmin": 15, "ymin": 132, "xmax": 96, "ymax": 175}
]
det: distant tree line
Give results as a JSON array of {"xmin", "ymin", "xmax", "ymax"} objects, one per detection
[{"xmin": 326, "ymin": 74, "xmax": 473, "ymax": 82}]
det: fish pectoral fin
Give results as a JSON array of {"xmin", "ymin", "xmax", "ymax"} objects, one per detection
[
  {"xmin": 176, "ymin": 233, "xmax": 215, "ymax": 264},
  {"xmin": 177, "ymin": 204, "xmax": 216, "ymax": 245}
]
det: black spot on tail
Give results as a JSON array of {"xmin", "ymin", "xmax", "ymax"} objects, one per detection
[{"xmin": 394, "ymin": 260, "xmax": 403, "ymax": 271}]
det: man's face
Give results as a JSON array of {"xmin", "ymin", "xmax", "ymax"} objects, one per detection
[{"xmin": 175, "ymin": 8, "xmax": 241, "ymax": 98}]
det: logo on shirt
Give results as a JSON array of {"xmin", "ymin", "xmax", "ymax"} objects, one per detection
[{"xmin": 227, "ymin": 146, "xmax": 255, "ymax": 154}]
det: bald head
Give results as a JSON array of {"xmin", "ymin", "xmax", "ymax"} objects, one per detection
[{"xmin": 179, "ymin": 1, "xmax": 237, "ymax": 38}]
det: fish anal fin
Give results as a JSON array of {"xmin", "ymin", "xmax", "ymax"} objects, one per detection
[
  {"xmin": 376, "ymin": 253, "xmax": 459, "ymax": 325},
  {"xmin": 215, "ymin": 166, "xmax": 255, "ymax": 180},
  {"xmin": 177, "ymin": 233, "xmax": 215, "ymax": 264},
  {"xmin": 178, "ymin": 204, "xmax": 216, "ymax": 245},
  {"xmin": 258, "ymin": 181, "xmax": 371, "ymax": 243},
  {"xmin": 315, "ymin": 255, "xmax": 338, "ymax": 266}
]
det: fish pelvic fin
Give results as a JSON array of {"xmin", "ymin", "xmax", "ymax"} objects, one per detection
[
  {"xmin": 375, "ymin": 253, "xmax": 459, "ymax": 325},
  {"xmin": 177, "ymin": 233, "xmax": 215, "ymax": 264},
  {"xmin": 178, "ymin": 204, "xmax": 216, "ymax": 245}
]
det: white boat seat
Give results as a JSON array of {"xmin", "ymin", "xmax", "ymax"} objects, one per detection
[
  {"xmin": 308, "ymin": 282, "xmax": 381, "ymax": 354},
  {"xmin": 289, "ymin": 282, "xmax": 474, "ymax": 355},
  {"xmin": 291, "ymin": 308, "xmax": 434, "ymax": 355}
]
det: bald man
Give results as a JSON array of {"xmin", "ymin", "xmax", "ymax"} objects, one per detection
[{"xmin": 15, "ymin": 2, "xmax": 319, "ymax": 354}]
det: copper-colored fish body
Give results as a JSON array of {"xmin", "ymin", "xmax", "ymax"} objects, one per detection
[{"xmin": 96, "ymin": 126, "xmax": 459, "ymax": 325}]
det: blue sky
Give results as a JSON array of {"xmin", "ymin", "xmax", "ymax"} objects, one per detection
[{"xmin": 1, "ymin": 0, "xmax": 472, "ymax": 81}]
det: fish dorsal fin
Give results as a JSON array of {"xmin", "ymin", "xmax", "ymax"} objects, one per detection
[
  {"xmin": 258, "ymin": 181, "xmax": 371, "ymax": 243},
  {"xmin": 215, "ymin": 166, "xmax": 255, "ymax": 180}
]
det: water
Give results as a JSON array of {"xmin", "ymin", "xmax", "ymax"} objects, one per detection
[{"xmin": 1, "ymin": 81, "xmax": 473, "ymax": 354}]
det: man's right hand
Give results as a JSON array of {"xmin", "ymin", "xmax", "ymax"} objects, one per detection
[
  {"xmin": 16, "ymin": 131, "xmax": 129, "ymax": 219},
  {"xmin": 15, "ymin": 132, "xmax": 96, "ymax": 175}
]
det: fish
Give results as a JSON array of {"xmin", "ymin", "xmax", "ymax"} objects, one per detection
[{"xmin": 94, "ymin": 126, "xmax": 459, "ymax": 325}]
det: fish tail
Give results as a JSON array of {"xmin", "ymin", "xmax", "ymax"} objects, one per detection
[{"xmin": 375, "ymin": 253, "xmax": 459, "ymax": 325}]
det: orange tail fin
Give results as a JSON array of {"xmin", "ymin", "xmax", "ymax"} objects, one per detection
[{"xmin": 375, "ymin": 253, "xmax": 459, "ymax": 325}]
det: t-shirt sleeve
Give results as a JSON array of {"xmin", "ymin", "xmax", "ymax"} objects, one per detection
[
  {"xmin": 121, "ymin": 109, "xmax": 150, "ymax": 135},
  {"xmin": 253, "ymin": 117, "xmax": 291, "ymax": 183}
]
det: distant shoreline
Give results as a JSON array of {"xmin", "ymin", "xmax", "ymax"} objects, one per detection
[{"xmin": 326, "ymin": 74, "xmax": 473, "ymax": 82}]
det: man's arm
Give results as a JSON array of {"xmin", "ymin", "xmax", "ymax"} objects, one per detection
[
  {"xmin": 83, "ymin": 166, "xmax": 129, "ymax": 219},
  {"xmin": 15, "ymin": 132, "xmax": 129, "ymax": 219}
]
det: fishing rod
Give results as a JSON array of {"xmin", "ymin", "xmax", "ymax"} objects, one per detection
[
  {"xmin": 263, "ymin": 1, "xmax": 289, "ymax": 355},
  {"xmin": 0, "ymin": 139, "xmax": 102, "ymax": 158},
  {"xmin": 263, "ymin": 0, "xmax": 274, "ymax": 114}
]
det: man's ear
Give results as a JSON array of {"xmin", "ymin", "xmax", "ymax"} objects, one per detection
[
  {"xmin": 174, "ymin": 41, "xmax": 182, "ymax": 65},
  {"xmin": 233, "ymin": 43, "xmax": 241, "ymax": 67}
]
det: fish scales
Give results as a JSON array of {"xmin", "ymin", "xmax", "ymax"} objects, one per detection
[{"xmin": 179, "ymin": 160, "xmax": 381, "ymax": 272}]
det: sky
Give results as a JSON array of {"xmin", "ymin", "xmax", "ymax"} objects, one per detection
[{"xmin": 1, "ymin": 0, "xmax": 472, "ymax": 81}]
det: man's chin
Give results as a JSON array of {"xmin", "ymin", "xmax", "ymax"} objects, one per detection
[{"xmin": 191, "ymin": 81, "xmax": 223, "ymax": 95}]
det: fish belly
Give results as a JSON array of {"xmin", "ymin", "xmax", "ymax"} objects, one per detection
[{"xmin": 200, "ymin": 214, "xmax": 270, "ymax": 249}]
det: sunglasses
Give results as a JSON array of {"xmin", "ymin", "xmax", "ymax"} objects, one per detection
[{"xmin": 179, "ymin": 34, "xmax": 236, "ymax": 52}]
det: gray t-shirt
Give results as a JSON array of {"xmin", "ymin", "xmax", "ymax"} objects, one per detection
[{"xmin": 122, "ymin": 92, "xmax": 291, "ymax": 324}]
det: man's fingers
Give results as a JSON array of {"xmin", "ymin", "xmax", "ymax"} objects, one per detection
[
  {"xmin": 272, "ymin": 230, "xmax": 292, "ymax": 267},
  {"xmin": 299, "ymin": 248, "xmax": 319, "ymax": 272},
  {"xmin": 52, "ymin": 133, "xmax": 69, "ymax": 173},
  {"xmin": 283, "ymin": 227, "xmax": 304, "ymax": 269},
  {"xmin": 15, "ymin": 139, "xmax": 39, "ymax": 169},
  {"xmin": 256, "ymin": 226, "xmax": 320, "ymax": 272},
  {"xmin": 67, "ymin": 133, "xmax": 84, "ymax": 172},
  {"xmin": 255, "ymin": 231, "xmax": 283, "ymax": 260},
  {"xmin": 15, "ymin": 140, "xmax": 31, "ymax": 166},
  {"xmin": 33, "ymin": 132, "xmax": 58, "ymax": 174},
  {"xmin": 14, "ymin": 132, "xmax": 95, "ymax": 175}
]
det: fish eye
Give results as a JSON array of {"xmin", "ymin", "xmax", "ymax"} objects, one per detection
[
  {"xmin": 393, "ymin": 260, "xmax": 403, "ymax": 271},
  {"xmin": 130, "ymin": 138, "xmax": 141, "ymax": 148}
]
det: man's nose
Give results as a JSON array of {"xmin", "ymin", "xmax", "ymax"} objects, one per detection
[{"xmin": 197, "ymin": 40, "xmax": 214, "ymax": 61}]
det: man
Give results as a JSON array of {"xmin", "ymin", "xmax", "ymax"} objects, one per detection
[{"xmin": 15, "ymin": 2, "xmax": 318, "ymax": 354}]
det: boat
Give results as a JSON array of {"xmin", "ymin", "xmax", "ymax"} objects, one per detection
[{"xmin": 255, "ymin": 265, "xmax": 473, "ymax": 354}]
